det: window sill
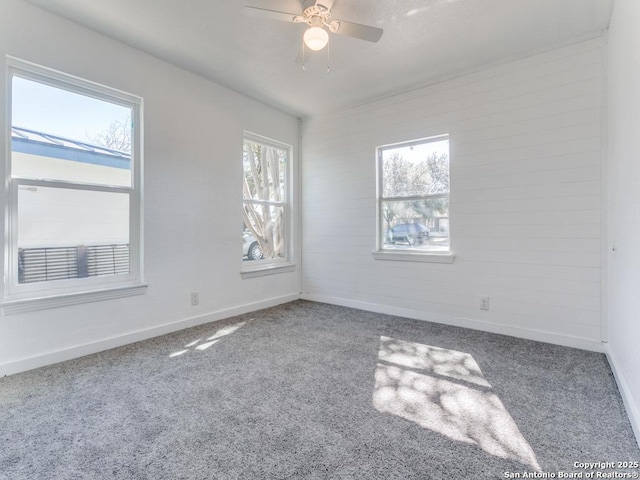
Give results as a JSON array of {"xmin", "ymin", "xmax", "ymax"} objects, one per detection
[
  {"xmin": 1, "ymin": 283, "xmax": 148, "ymax": 315},
  {"xmin": 241, "ymin": 263, "xmax": 296, "ymax": 279},
  {"xmin": 372, "ymin": 251, "xmax": 456, "ymax": 264}
]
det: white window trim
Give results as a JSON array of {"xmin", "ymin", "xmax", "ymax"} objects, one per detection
[
  {"xmin": 374, "ymin": 134, "xmax": 453, "ymax": 263},
  {"xmin": 240, "ymin": 263, "xmax": 296, "ymax": 279},
  {"xmin": 371, "ymin": 251, "xmax": 455, "ymax": 263},
  {"xmin": 241, "ymin": 131, "xmax": 295, "ymax": 276},
  {"xmin": 2, "ymin": 284, "xmax": 147, "ymax": 315},
  {"xmin": 2, "ymin": 57, "xmax": 146, "ymax": 313}
]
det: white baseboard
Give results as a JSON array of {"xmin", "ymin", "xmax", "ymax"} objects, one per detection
[
  {"xmin": 0, "ymin": 293, "xmax": 300, "ymax": 377},
  {"xmin": 606, "ymin": 347, "xmax": 640, "ymax": 447},
  {"xmin": 301, "ymin": 293, "xmax": 605, "ymax": 353}
]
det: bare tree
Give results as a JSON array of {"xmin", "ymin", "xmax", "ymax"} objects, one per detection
[{"xmin": 86, "ymin": 115, "xmax": 131, "ymax": 153}]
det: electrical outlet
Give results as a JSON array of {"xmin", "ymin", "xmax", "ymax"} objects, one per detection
[
  {"xmin": 190, "ymin": 292, "xmax": 199, "ymax": 306},
  {"xmin": 480, "ymin": 296, "xmax": 490, "ymax": 311}
]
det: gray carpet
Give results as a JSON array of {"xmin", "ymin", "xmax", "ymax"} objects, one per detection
[{"xmin": 0, "ymin": 300, "xmax": 638, "ymax": 479}]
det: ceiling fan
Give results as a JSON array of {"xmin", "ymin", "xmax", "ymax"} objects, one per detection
[{"xmin": 245, "ymin": 0, "xmax": 383, "ymax": 55}]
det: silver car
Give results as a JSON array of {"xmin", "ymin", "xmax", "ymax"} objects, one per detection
[{"xmin": 243, "ymin": 232, "xmax": 263, "ymax": 260}]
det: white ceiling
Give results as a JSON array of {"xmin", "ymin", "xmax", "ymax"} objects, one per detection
[{"xmin": 26, "ymin": 0, "xmax": 613, "ymax": 118}]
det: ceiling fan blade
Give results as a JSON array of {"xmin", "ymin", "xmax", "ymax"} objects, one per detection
[
  {"xmin": 315, "ymin": 0, "xmax": 335, "ymax": 11},
  {"xmin": 331, "ymin": 19, "xmax": 383, "ymax": 42},
  {"xmin": 244, "ymin": 6, "xmax": 301, "ymax": 23}
]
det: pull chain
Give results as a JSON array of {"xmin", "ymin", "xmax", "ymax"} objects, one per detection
[
  {"xmin": 326, "ymin": 35, "xmax": 330, "ymax": 73},
  {"xmin": 302, "ymin": 40, "xmax": 306, "ymax": 72},
  {"xmin": 301, "ymin": 34, "xmax": 331, "ymax": 73}
]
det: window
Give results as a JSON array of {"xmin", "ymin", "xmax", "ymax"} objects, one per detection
[
  {"xmin": 376, "ymin": 135, "xmax": 452, "ymax": 260},
  {"xmin": 3, "ymin": 58, "xmax": 144, "ymax": 312},
  {"xmin": 242, "ymin": 132, "xmax": 292, "ymax": 274}
]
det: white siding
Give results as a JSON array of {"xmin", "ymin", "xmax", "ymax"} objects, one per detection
[
  {"xmin": 301, "ymin": 38, "xmax": 605, "ymax": 350},
  {"xmin": 14, "ymin": 152, "xmax": 131, "ymax": 247}
]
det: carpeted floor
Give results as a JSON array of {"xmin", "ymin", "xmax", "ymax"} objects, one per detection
[{"xmin": 0, "ymin": 300, "xmax": 638, "ymax": 479}]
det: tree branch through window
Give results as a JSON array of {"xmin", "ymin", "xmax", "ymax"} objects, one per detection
[{"xmin": 242, "ymin": 136, "xmax": 289, "ymax": 263}]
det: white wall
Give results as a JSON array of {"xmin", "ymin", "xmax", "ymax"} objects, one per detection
[
  {"xmin": 0, "ymin": 0, "xmax": 300, "ymax": 375},
  {"xmin": 606, "ymin": 0, "xmax": 640, "ymax": 442},
  {"xmin": 301, "ymin": 38, "xmax": 605, "ymax": 352}
]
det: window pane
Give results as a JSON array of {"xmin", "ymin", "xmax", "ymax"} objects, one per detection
[
  {"xmin": 242, "ymin": 135, "xmax": 290, "ymax": 265},
  {"xmin": 242, "ymin": 204, "xmax": 285, "ymax": 261},
  {"xmin": 11, "ymin": 76, "xmax": 132, "ymax": 187},
  {"xmin": 381, "ymin": 198, "xmax": 450, "ymax": 252},
  {"xmin": 243, "ymin": 140, "xmax": 286, "ymax": 202},
  {"xmin": 382, "ymin": 139, "xmax": 449, "ymax": 197},
  {"xmin": 18, "ymin": 186, "xmax": 130, "ymax": 283}
]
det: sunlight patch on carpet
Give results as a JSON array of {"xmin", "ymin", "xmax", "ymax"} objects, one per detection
[
  {"xmin": 373, "ymin": 336, "xmax": 540, "ymax": 470},
  {"xmin": 206, "ymin": 323, "xmax": 246, "ymax": 341},
  {"xmin": 195, "ymin": 339, "xmax": 219, "ymax": 351},
  {"xmin": 169, "ymin": 321, "xmax": 246, "ymax": 357},
  {"xmin": 169, "ymin": 349, "xmax": 189, "ymax": 358}
]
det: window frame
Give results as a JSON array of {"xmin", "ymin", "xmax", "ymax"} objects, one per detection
[
  {"xmin": 3, "ymin": 57, "xmax": 146, "ymax": 313},
  {"xmin": 374, "ymin": 134, "xmax": 455, "ymax": 263},
  {"xmin": 241, "ymin": 131, "xmax": 294, "ymax": 277}
]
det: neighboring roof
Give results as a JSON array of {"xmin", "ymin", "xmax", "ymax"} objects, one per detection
[{"xmin": 11, "ymin": 126, "xmax": 131, "ymax": 170}]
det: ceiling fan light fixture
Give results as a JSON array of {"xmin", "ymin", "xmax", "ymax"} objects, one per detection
[{"xmin": 303, "ymin": 26, "xmax": 329, "ymax": 51}]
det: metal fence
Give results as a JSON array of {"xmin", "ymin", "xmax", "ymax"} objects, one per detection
[{"xmin": 18, "ymin": 244, "xmax": 129, "ymax": 284}]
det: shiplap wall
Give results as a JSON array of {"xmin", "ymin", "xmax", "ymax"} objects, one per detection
[{"xmin": 301, "ymin": 38, "xmax": 605, "ymax": 351}]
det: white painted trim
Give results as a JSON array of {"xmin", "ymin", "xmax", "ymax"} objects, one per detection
[
  {"xmin": 241, "ymin": 263, "xmax": 296, "ymax": 279},
  {"xmin": 4, "ymin": 56, "xmax": 145, "ymax": 304},
  {"xmin": 1, "ymin": 283, "xmax": 147, "ymax": 315},
  {"xmin": 600, "ymin": 29, "xmax": 609, "ymax": 344},
  {"xmin": 0, "ymin": 293, "xmax": 300, "ymax": 377},
  {"xmin": 301, "ymin": 293, "xmax": 605, "ymax": 353},
  {"xmin": 242, "ymin": 131, "xmax": 293, "ymax": 270},
  {"xmin": 606, "ymin": 347, "xmax": 640, "ymax": 447},
  {"xmin": 372, "ymin": 251, "xmax": 455, "ymax": 263}
]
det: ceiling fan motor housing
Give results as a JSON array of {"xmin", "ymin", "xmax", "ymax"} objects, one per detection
[
  {"xmin": 301, "ymin": 0, "xmax": 341, "ymax": 33},
  {"xmin": 244, "ymin": 1, "xmax": 383, "ymax": 48},
  {"xmin": 303, "ymin": 0, "xmax": 331, "ymax": 12}
]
